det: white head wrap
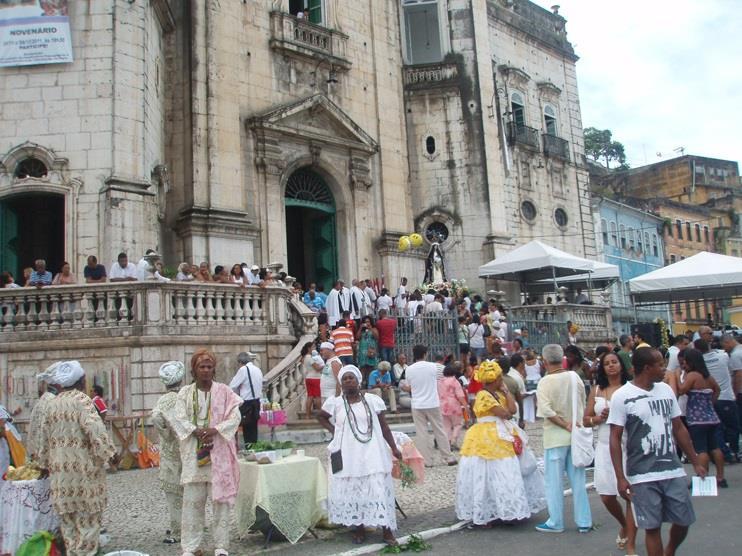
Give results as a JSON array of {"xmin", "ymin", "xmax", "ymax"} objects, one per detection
[
  {"xmin": 338, "ymin": 365, "xmax": 362, "ymax": 383},
  {"xmin": 55, "ymin": 360, "xmax": 85, "ymax": 388},
  {"xmin": 159, "ymin": 361, "xmax": 186, "ymax": 387},
  {"xmin": 36, "ymin": 361, "xmax": 61, "ymax": 383},
  {"xmin": 319, "ymin": 342, "xmax": 335, "ymax": 351}
]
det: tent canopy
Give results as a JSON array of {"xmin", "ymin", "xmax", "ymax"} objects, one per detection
[
  {"xmin": 528, "ymin": 260, "xmax": 620, "ymax": 294},
  {"xmin": 629, "ymin": 251, "xmax": 742, "ymax": 304},
  {"xmin": 478, "ymin": 240, "xmax": 600, "ymax": 282}
]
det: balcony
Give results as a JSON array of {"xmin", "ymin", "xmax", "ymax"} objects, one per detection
[
  {"xmin": 403, "ymin": 62, "xmax": 459, "ymax": 90},
  {"xmin": 543, "ymin": 133, "xmax": 570, "ymax": 160},
  {"xmin": 507, "ymin": 122, "xmax": 540, "ymax": 150},
  {"xmin": 269, "ymin": 11, "xmax": 351, "ymax": 71}
]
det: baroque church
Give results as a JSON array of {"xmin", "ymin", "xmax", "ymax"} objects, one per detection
[{"xmin": 0, "ymin": 0, "xmax": 596, "ymax": 292}]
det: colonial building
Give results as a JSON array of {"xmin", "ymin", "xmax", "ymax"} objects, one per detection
[
  {"xmin": 592, "ymin": 197, "xmax": 666, "ymax": 336},
  {"xmin": 593, "ymin": 155, "xmax": 742, "ymax": 332},
  {"xmin": 0, "ymin": 0, "xmax": 595, "ymax": 293}
]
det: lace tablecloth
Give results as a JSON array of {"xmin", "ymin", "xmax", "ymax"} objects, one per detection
[
  {"xmin": 0, "ymin": 478, "xmax": 60, "ymax": 555},
  {"xmin": 235, "ymin": 454, "xmax": 327, "ymax": 544}
]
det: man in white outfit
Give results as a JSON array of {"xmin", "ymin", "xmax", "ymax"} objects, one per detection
[{"xmin": 325, "ymin": 280, "xmax": 351, "ymax": 327}]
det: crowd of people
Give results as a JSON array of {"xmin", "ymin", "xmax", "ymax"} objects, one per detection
[{"xmin": 0, "ymin": 250, "xmax": 292, "ymax": 290}]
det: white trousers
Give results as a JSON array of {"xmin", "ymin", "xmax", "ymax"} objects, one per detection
[
  {"xmin": 181, "ymin": 483, "xmax": 232, "ymax": 554},
  {"xmin": 165, "ymin": 489, "xmax": 183, "ymax": 535}
]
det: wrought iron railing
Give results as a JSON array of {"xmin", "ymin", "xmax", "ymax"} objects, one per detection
[
  {"xmin": 508, "ymin": 122, "xmax": 541, "ymax": 149},
  {"xmin": 393, "ymin": 310, "xmax": 460, "ymax": 362},
  {"xmin": 542, "ymin": 133, "xmax": 570, "ymax": 160}
]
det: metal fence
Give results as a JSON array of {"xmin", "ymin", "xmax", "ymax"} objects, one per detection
[
  {"xmin": 509, "ymin": 319, "xmax": 568, "ymax": 353},
  {"xmin": 393, "ymin": 310, "xmax": 460, "ymax": 362}
]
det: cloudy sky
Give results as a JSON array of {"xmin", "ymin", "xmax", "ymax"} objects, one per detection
[{"xmin": 533, "ymin": 0, "xmax": 742, "ymax": 168}]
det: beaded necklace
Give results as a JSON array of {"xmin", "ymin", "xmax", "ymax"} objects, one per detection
[{"xmin": 343, "ymin": 393, "xmax": 373, "ymax": 443}]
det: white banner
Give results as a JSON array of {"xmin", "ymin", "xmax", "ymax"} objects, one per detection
[{"xmin": 0, "ymin": 0, "xmax": 72, "ymax": 68}]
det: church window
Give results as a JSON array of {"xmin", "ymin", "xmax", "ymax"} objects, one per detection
[
  {"xmin": 652, "ymin": 234, "xmax": 659, "ymax": 257},
  {"xmin": 601, "ymin": 219, "xmax": 608, "ymax": 245},
  {"xmin": 402, "ymin": 0, "xmax": 444, "ymax": 64},
  {"xmin": 425, "ymin": 221, "xmax": 449, "ymax": 243},
  {"xmin": 544, "ymin": 104, "xmax": 557, "ymax": 135},
  {"xmin": 628, "ymin": 227, "xmax": 635, "ymax": 249},
  {"xmin": 610, "ymin": 222, "xmax": 617, "ymax": 246},
  {"xmin": 554, "ymin": 208, "xmax": 568, "ymax": 228},
  {"xmin": 14, "ymin": 157, "xmax": 48, "ymax": 179},
  {"xmin": 619, "ymin": 224, "xmax": 626, "ymax": 249},
  {"xmin": 425, "ymin": 136, "xmax": 436, "ymax": 155},
  {"xmin": 289, "ymin": 0, "xmax": 323, "ymax": 25},
  {"xmin": 510, "ymin": 91, "xmax": 526, "ymax": 127},
  {"xmin": 520, "ymin": 200, "xmax": 537, "ymax": 222}
]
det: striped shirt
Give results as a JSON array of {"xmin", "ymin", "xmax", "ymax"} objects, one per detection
[{"xmin": 331, "ymin": 327, "xmax": 354, "ymax": 358}]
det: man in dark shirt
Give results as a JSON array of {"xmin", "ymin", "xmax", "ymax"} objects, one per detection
[{"xmin": 84, "ymin": 255, "xmax": 107, "ymax": 283}]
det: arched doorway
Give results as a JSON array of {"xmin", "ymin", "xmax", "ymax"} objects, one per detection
[
  {"xmin": 0, "ymin": 193, "xmax": 65, "ymax": 281},
  {"xmin": 284, "ymin": 167, "xmax": 337, "ymax": 292}
]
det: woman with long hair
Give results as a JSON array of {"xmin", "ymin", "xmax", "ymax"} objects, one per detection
[
  {"xmin": 584, "ymin": 352, "xmax": 636, "ymax": 554},
  {"xmin": 677, "ymin": 348, "xmax": 726, "ymax": 487}
]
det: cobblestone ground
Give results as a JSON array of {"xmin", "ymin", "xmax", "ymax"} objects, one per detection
[{"xmin": 102, "ymin": 423, "xmax": 591, "ymax": 555}]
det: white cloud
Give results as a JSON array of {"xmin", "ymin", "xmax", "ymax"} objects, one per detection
[{"xmin": 532, "ymin": 0, "xmax": 742, "ymax": 167}]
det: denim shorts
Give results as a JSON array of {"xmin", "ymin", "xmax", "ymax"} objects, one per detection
[{"xmin": 631, "ymin": 477, "xmax": 696, "ymax": 530}]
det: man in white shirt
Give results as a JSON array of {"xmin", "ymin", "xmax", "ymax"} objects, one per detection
[
  {"xmin": 376, "ymin": 288, "xmax": 393, "ymax": 313},
  {"xmin": 109, "ymin": 252, "xmax": 138, "ymax": 282},
  {"xmin": 135, "ymin": 249, "xmax": 156, "ymax": 281},
  {"xmin": 229, "ymin": 352, "xmax": 263, "ymax": 446},
  {"xmin": 395, "ymin": 277, "xmax": 408, "ymax": 309},
  {"xmin": 721, "ymin": 334, "xmax": 742, "ymax": 454},
  {"xmin": 350, "ymin": 279, "xmax": 370, "ymax": 320},
  {"xmin": 424, "ymin": 293, "xmax": 444, "ymax": 313},
  {"xmin": 364, "ymin": 279, "xmax": 377, "ymax": 310},
  {"xmin": 325, "ymin": 280, "xmax": 351, "ymax": 327},
  {"xmin": 507, "ymin": 353, "xmax": 527, "ymax": 426},
  {"xmin": 666, "ymin": 334, "xmax": 689, "ymax": 372},
  {"xmin": 247, "ymin": 265, "xmax": 261, "ymax": 285},
  {"xmin": 402, "ymin": 344, "xmax": 456, "ymax": 466}
]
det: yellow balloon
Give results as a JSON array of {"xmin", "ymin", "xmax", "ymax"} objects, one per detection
[
  {"xmin": 398, "ymin": 236, "xmax": 411, "ymax": 252},
  {"xmin": 409, "ymin": 233, "xmax": 424, "ymax": 248}
]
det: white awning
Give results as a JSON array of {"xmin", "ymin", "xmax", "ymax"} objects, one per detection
[
  {"xmin": 528, "ymin": 260, "xmax": 620, "ymax": 293},
  {"xmin": 629, "ymin": 251, "xmax": 742, "ymax": 304}
]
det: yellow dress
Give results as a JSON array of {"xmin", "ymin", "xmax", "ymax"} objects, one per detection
[{"xmin": 459, "ymin": 390, "xmax": 516, "ymax": 460}]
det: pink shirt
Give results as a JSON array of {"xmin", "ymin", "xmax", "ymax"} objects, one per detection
[{"xmin": 437, "ymin": 376, "xmax": 467, "ymax": 416}]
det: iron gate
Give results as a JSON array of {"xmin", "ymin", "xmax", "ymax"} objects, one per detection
[{"xmin": 392, "ymin": 310, "xmax": 460, "ymax": 362}]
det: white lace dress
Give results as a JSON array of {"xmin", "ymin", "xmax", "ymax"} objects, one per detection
[
  {"xmin": 593, "ymin": 396, "xmax": 625, "ymax": 496},
  {"xmin": 322, "ymin": 394, "xmax": 396, "ymax": 530}
]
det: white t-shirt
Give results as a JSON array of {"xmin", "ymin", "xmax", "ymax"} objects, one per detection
[
  {"xmin": 109, "ymin": 262, "xmax": 138, "ymax": 280},
  {"xmin": 666, "ymin": 345, "xmax": 680, "ymax": 372},
  {"xmin": 468, "ymin": 323, "xmax": 485, "ymax": 349},
  {"xmin": 703, "ymin": 350, "xmax": 734, "ymax": 401},
  {"xmin": 228, "ymin": 362, "xmax": 263, "ymax": 401},
  {"xmin": 377, "ymin": 295, "xmax": 393, "ymax": 312},
  {"xmin": 396, "ymin": 285, "xmax": 407, "ymax": 307},
  {"xmin": 425, "ymin": 301, "xmax": 443, "ymax": 313},
  {"xmin": 320, "ymin": 356, "xmax": 342, "ymax": 399},
  {"xmin": 607, "ymin": 381, "xmax": 685, "ymax": 485},
  {"xmin": 405, "ymin": 360, "xmax": 440, "ymax": 409},
  {"xmin": 729, "ymin": 345, "xmax": 742, "ymax": 394}
]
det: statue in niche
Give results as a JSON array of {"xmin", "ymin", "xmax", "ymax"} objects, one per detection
[{"xmin": 424, "ymin": 242, "xmax": 446, "ymax": 285}]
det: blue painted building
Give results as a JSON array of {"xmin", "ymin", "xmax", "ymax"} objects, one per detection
[{"xmin": 593, "ymin": 198, "xmax": 667, "ymax": 335}]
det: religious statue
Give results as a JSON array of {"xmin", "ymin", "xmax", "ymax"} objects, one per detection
[{"xmin": 424, "ymin": 242, "xmax": 446, "ymax": 284}]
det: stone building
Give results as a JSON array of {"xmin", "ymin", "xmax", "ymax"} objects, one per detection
[{"xmin": 0, "ymin": 0, "xmax": 595, "ymax": 293}]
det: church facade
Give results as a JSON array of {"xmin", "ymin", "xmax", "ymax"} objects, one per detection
[{"xmin": 0, "ymin": 0, "xmax": 596, "ymax": 293}]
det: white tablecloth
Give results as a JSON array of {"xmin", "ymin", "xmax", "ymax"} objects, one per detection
[
  {"xmin": 235, "ymin": 455, "xmax": 327, "ymax": 544},
  {"xmin": 0, "ymin": 478, "xmax": 60, "ymax": 555}
]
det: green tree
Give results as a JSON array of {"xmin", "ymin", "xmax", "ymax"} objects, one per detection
[{"xmin": 584, "ymin": 127, "xmax": 628, "ymax": 169}]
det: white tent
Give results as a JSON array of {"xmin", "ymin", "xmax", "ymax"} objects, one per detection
[
  {"xmin": 478, "ymin": 240, "xmax": 601, "ymax": 282},
  {"xmin": 629, "ymin": 251, "xmax": 742, "ymax": 304}
]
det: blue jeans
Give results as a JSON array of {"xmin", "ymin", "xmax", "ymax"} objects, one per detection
[
  {"xmin": 544, "ymin": 446, "xmax": 592, "ymax": 530},
  {"xmin": 714, "ymin": 400, "xmax": 740, "ymax": 456},
  {"xmin": 379, "ymin": 347, "xmax": 395, "ymax": 365}
]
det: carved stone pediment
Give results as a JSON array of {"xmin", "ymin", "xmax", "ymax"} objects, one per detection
[
  {"xmin": 537, "ymin": 81, "xmax": 562, "ymax": 99},
  {"xmin": 498, "ymin": 64, "xmax": 531, "ymax": 86},
  {"xmin": 247, "ymin": 94, "xmax": 379, "ymax": 155}
]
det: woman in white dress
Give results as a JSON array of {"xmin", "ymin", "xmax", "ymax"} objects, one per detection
[
  {"xmin": 317, "ymin": 365, "xmax": 403, "ymax": 546},
  {"xmin": 522, "ymin": 351, "xmax": 542, "ymax": 422},
  {"xmin": 583, "ymin": 352, "xmax": 637, "ymax": 555}
]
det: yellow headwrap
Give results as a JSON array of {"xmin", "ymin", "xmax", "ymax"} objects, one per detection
[{"xmin": 475, "ymin": 360, "xmax": 503, "ymax": 384}]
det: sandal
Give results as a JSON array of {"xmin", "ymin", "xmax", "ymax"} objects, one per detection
[
  {"xmin": 616, "ymin": 534, "xmax": 629, "ymax": 549},
  {"xmin": 351, "ymin": 527, "xmax": 366, "ymax": 545}
]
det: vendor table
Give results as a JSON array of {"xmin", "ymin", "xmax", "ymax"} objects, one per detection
[
  {"xmin": 234, "ymin": 454, "xmax": 327, "ymax": 545},
  {"xmin": 0, "ymin": 478, "xmax": 59, "ymax": 555}
]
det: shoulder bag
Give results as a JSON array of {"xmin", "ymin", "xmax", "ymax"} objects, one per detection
[{"xmin": 570, "ymin": 371, "xmax": 594, "ymax": 467}]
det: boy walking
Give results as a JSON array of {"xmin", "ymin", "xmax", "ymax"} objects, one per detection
[{"xmin": 609, "ymin": 348, "xmax": 706, "ymax": 556}]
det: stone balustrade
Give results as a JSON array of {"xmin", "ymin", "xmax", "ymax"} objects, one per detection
[
  {"xmin": 269, "ymin": 11, "xmax": 351, "ymax": 69},
  {"xmin": 403, "ymin": 61, "xmax": 459, "ymax": 88},
  {"xmin": 0, "ymin": 282, "xmax": 297, "ymax": 338}
]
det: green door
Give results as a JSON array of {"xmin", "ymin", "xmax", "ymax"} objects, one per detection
[
  {"xmin": 311, "ymin": 213, "xmax": 337, "ymax": 293},
  {"xmin": 308, "ymin": 0, "xmax": 322, "ymax": 24},
  {"xmin": 0, "ymin": 202, "xmax": 19, "ymax": 278}
]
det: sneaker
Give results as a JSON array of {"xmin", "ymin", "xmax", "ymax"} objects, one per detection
[
  {"xmin": 578, "ymin": 526, "xmax": 593, "ymax": 533},
  {"xmin": 535, "ymin": 522, "xmax": 564, "ymax": 533},
  {"xmin": 717, "ymin": 478, "xmax": 729, "ymax": 488}
]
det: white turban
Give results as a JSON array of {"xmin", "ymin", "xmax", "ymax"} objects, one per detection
[
  {"xmin": 338, "ymin": 365, "xmax": 362, "ymax": 383},
  {"xmin": 55, "ymin": 360, "xmax": 85, "ymax": 388},
  {"xmin": 320, "ymin": 342, "xmax": 335, "ymax": 351},
  {"xmin": 159, "ymin": 361, "xmax": 185, "ymax": 387},
  {"xmin": 36, "ymin": 361, "xmax": 61, "ymax": 383}
]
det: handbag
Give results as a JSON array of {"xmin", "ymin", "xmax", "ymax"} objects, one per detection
[
  {"xmin": 330, "ymin": 402, "xmax": 346, "ymax": 474},
  {"xmin": 569, "ymin": 372, "xmax": 594, "ymax": 468}
]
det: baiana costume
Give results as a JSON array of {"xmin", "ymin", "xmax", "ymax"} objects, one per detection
[
  {"xmin": 456, "ymin": 360, "xmax": 545, "ymax": 524},
  {"xmin": 323, "ymin": 365, "xmax": 397, "ymax": 530}
]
